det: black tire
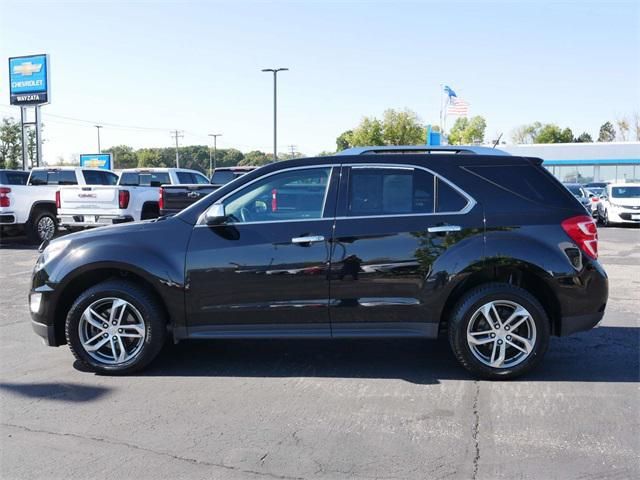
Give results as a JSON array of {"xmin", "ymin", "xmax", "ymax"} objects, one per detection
[
  {"xmin": 26, "ymin": 209, "xmax": 57, "ymax": 244},
  {"xmin": 65, "ymin": 279, "xmax": 166, "ymax": 375},
  {"xmin": 602, "ymin": 209, "xmax": 611, "ymax": 227},
  {"xmin": 448, "ymin": 282, "xmax": 550, "ymax": 380}
]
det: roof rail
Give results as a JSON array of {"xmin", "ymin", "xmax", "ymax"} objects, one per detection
[{"xmin": 335, "ymin": 145, "xmax": 510, "ymax": 156}]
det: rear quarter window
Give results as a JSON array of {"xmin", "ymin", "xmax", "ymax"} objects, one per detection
[{"xmin": 462, "ymin": 164, "xmax": 575, "ymax": 210}]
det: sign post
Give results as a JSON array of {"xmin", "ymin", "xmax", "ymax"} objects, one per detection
[{"xmin": 9, "ymin": 54, "xmax": 50, "ymax": 170}]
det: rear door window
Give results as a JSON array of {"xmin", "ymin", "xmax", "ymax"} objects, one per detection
[
  {"xmin": 0, "ymin": 171, "xmax": 29, "ymax": 185},
  {"xmin": 347, "ymin": 167, "xmax": 437, "ymax": 216}
]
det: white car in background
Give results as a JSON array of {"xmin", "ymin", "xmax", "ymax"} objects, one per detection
[
  {"xmin": 596, "ymin": 183, "xmax": 640, "ymax": 226},
  {"xmin": 0, "ymin": 167, "xmax": 119, "ymax": 243},
  {"xmin": 57, "ymin": 167, "xmax": 209, "ymax": 229}
]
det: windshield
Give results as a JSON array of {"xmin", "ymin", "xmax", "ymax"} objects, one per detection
[{"xmin": 611, "ymin": 186, "xmax": 640, "ymax": 198}]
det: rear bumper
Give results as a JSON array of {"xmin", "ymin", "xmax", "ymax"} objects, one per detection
[
  {"xmin": 0, "ymin": 212, "xmax": 18, "ymax": 225},
  {"xmin": 58, "ymin": 214, "xmax": 133, "ymax": 228}
]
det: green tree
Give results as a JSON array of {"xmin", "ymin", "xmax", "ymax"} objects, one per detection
[
  {"xmin": 448, "ymin": 116, "xmax": 487, "ymax": 145},
  {"xmin": 240, "ymin": 150, "xmax": 272, "ymax": 166},
  {"xmin": 574, "ymin": 132, "xmax": 593, "ymax": 143},
  {"xmin": 533, "ymin": 124, "xmax": 573, "ymax": 143},
  {"xmin": 349, "ymin": 117, "xmax": 384, "ymax": 146},
  {"xmin": 597, "ymin": 121, "xmax": 616, "ymax": 142},
  {"xmin": 0, "ymin": 117, "xmax": 22, "ymax": 169},
  {"xmin": 137, "ymin": 148, "xmax": 166, "ymax": 167},
  {"xmin": 316, "ymin": 150, "xmax": 335, "ymax": 157},
  {"xmin": 336, "ymin": 130, "xmax": 353, "ymax": 151},
  {"xmin": 215, "ymin": 148, "xmax": 244, "ymax": 167},
  {"xmin": 381, "ymin": 109, "xmax": 426, "ymax": 145},
  {"xmin": 105, "ymin": 145, "xmax": 138, "ymax": 169}
]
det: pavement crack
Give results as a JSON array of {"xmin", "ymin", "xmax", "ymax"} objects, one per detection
[
  {"xmin": 471, "ymin": 380, "xmax": 480, "ymax": 480},
  {"xmin": 2, "ymin": 422, "xmax": 304, "ymax": 480}
]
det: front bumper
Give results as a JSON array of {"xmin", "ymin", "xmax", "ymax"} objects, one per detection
[
  {"xmin": 31, "ymin": 319, "xmax": 58, "ymax": 346},
  {"xmin": 29, "ymin": 278, "xmax": 61, "ymax": 346},
  {"xmin": 608, "ymin": 209, "xmax": 640, "ymax": 224},
  {"xmin": 560, "ymin": 311, "xmax": 605, "ymax": 336},
  {"xmin": 58, "ymin": 214, "xmax": 133, "ymax": 228}
]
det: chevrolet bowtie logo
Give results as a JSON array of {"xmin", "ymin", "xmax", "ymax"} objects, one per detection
[{"xmin": 13, "ymin": 62, "xmax": 43, "ymax": 76}]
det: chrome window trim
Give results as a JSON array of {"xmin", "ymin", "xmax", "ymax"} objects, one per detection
[
  {"xmin": 341, "ymin": 163, "xmax": 476, "ymax": 218},
  {"xmin": 197, "ymin": 165, "xmax": 335, "ymax": 226}
]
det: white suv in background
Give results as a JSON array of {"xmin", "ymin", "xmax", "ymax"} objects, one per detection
[{"xmin": 596, "ymin": 183, "xmax": 640, "ymax": 226}]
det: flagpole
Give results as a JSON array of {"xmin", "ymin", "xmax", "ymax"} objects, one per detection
[{"xmin": 439, "ymin": 83, "xmax": 444, "ymax": 133}]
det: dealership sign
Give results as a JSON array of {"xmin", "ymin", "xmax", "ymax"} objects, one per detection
[
  {"xmin": 9, "ymin": 54, "xmax": 50, "ymax": 105},
  {"xmin": 80, "ymin": 154, "xmax": 112, "ymax": 170}
]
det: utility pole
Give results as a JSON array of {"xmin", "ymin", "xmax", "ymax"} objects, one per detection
[
  {"xmin": 288, "ymin": 144, "xmax": 297, "ymax": 158},
  {"xmin": 208, "ymin": 133, "xmax": 222, "ymax": 178},
  {"xmin": 94, "ymin": 125, "xmax": 103, "ymax": 153},
  {"xmin": 261, "ymin": 67, "xmax": 288, "ymax": 161},
  {"xmin": 170, "ymin": 130, "xmax": 184, "ymax": 168}
]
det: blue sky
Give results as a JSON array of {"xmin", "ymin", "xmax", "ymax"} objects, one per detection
[{"xmin": 1, "ymin": 0, "xmax": 639, "ymax": 162}]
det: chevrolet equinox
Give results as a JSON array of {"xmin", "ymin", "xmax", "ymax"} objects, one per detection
[{"xmin": 30, "ymin": 150, "xmax": 608, "ymax": 379}]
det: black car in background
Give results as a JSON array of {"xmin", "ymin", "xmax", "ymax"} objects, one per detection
[
  {"xmin": 30, "ymin": 152, "xmax": 607, "ymax": 379},
  {"xmin": 160, "ymin": 166, "xmax": 257, "ymax": 216},
  {"xmin": 563, "ymin": 183, "xmax": 592, "ymax": 213}
]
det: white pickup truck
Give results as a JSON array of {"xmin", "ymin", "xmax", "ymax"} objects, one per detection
[
  {"xmin": 0, "ymin": 167, "xmax": 119, "ymax": 243},
  {"xmin": 57, "ymin": 168, "xmax": 209, "ymax": 229}
]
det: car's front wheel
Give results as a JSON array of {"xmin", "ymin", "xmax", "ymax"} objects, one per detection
[
  {"xmin": 448, "ymin": 283, "xmax": 550, "ymax": 380},
  {"xmin": 65, "ymin": 280, "xmax": 166, "ymax": 374}
]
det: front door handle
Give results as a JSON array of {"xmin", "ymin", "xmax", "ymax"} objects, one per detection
[
  {"xmin": 428, "ymin": 225, "xmax": 462, "ymax": 233},
  {"xmin": 291, "ymin": 235, "xmax": 325, "ymax": 244}
]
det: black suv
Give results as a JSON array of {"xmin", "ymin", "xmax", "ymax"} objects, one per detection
[{"xmin": 30, "ymin": 151, "xmax": 607, "ymax": 379}]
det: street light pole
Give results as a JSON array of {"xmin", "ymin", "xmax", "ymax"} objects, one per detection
[
  {"xmin": 94, "ymin": 125, "xmax": 103, "ymax": 153},
  {"xmin": 261, "ymin": 67, "xmax": 288, "ymax": 161},
  {"xmin": 208, "ymin": 134, "xmax": 222, "ymax": 177}
]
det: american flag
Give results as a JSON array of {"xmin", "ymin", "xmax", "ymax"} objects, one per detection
[{"xmin": 447, "ymin": 98, "xmax": 470, "ymax": 116}]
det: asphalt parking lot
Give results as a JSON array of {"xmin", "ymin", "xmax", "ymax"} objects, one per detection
[{"xmin": 0, "ymin": 227, "xmax": 638, "ymax": 480}]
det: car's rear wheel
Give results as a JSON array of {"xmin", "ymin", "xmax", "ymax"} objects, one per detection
[
  {"xmin": 448, "ymin": 283, "xmax": 550, "ymax": 380},
  {"xmin": 27, "ymin": 209, "xmax": 57, "ymax": 244},
  {"xmin": 65, "ymin": 280, "xmax": 166, "ymax": 374}
]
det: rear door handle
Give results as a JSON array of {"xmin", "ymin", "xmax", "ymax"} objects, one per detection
[
  {"xmin": 428, "ymin": 225, "xmax": 462, "ymax": 233},
  {"xmin": 291, "ymin": 235, "xmax": 325, "ymax": 244}
]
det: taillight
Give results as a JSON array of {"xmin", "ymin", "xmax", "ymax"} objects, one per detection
[
  {"xmin": 118, "ymin": 190, "xmax": 130, "ymax": 209},
  {"xmin": 55, "ymin": 190, "xmax": 61, "ymax": 209},
  {"xmin": 158, "ymin": 188, "xmax": 164, "ymax": 211},
  {"xmin": 561, "ymin": 215, "xmax": 598, "ymax": 260},
  {"xmin": 0, "ymin": 187, "xmax": 10, "ymax": 207},
  {"xmin": 591, "ymin": 196, "xmax": 599, "ymax": 202}
]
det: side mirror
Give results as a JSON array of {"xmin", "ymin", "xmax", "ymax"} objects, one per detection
[{"xmin": 204, "ymin": 203, "xmax": 227, "ymax": 225}]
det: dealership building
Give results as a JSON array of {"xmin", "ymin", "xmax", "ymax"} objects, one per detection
[{"xmin": 499, "ymin": 142, "xmax": 640, "ymax": 184}]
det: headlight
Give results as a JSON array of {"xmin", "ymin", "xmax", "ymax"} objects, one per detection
[{"xmin": 41, "ymin": 239, "xmax": 71, "ymax": 264}]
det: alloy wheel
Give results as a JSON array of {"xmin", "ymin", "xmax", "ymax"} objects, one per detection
[
  {"xmin": 37, "ymin": 216, "xmax": 56, "ymax": 241},
  {"xmin": 78, "ymin": 297, "xmax": 146, "ymax": 365},
  {"xmin": 466, "ymin": 300, "xmax": 537, "ymax": 369}
]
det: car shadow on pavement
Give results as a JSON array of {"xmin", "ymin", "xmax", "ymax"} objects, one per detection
[
  {"xmin": 0, "ymin": 382, "xmax": 111, "ymax": 402},
  {"xmin": 135, "ymin": 326, "xmax": 639, "ymax": 384}
]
